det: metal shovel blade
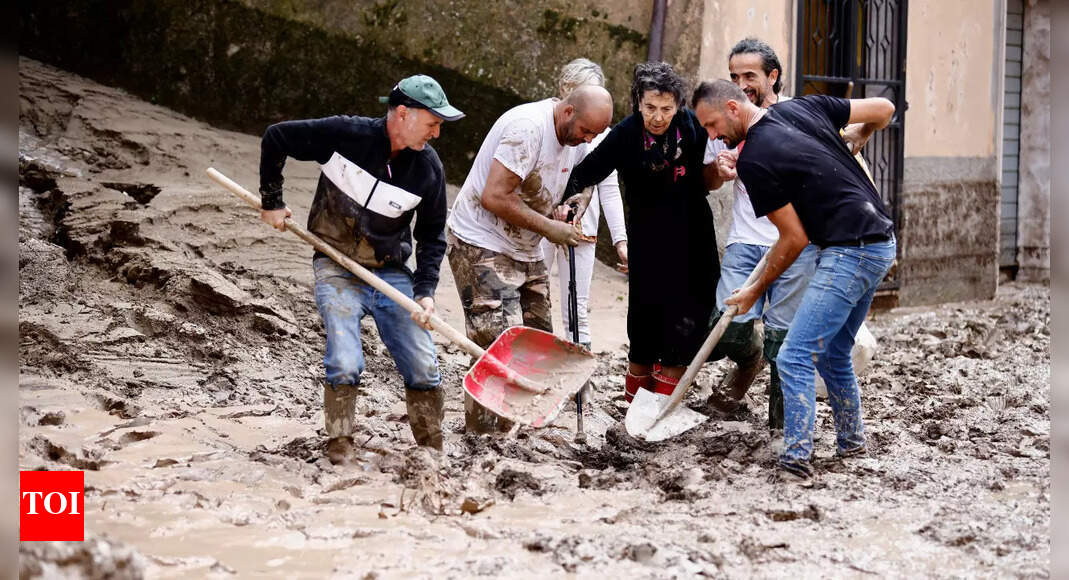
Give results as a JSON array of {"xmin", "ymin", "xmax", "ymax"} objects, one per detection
[
  {"xmin": 464, "ymin": 326, "xmax": 597, "ymax": 428},
  {"xmin": 625, "ymin": 388, "xmax": 708, "ymax": 441}
]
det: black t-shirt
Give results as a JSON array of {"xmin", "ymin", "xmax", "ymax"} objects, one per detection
[{"xmin": 736, "ymin": 95, "xmax": 894, "ymax": 247}]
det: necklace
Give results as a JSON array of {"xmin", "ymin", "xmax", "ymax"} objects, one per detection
[{"xmin": 747, "ymin": 108, "xmax": 767, "ymax": 131}]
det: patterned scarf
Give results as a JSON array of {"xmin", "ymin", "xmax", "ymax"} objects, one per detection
[{"xmin": 641, "ymin": 119, "xmax": 683, "ymax": 173}]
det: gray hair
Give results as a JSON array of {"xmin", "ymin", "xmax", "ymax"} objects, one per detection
[{"xmin": 558, "ymin": 58, "xmax": 605, "ymax": 98}]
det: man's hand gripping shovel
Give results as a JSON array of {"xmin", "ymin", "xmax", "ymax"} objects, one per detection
[
  {"xmin": 625, "ymin": 254, "xmax": 768, "ymax": 441},
  {"xmin": 206, "ymin": 168, "xmax": 597, "ymax": 428}
]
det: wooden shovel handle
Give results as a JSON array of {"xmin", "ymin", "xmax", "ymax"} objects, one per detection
[
  {"xmin": 205, "ymin": 167, "xmax": 486, "ymax": 360},
  {"xmin": 655, "ymin": 253, "xmax": 770, "ymax": 421}
]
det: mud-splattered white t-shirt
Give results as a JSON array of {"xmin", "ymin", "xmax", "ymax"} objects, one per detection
[{"xmin": 447, "ymin": 99, "xmax": 591, "ymax": 262}]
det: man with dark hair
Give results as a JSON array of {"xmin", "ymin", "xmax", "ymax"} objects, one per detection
[
  {"xmin": 446, "ymin": 85, "xmax": 613, "ymax": 433},
  {"xmin": 701, "ymin": 38, "xmax": 819, "ymax": 431},
  {"xmin": 728, "ymin": 37, "xmax": 783, "ymax": 97},
  {"xmin": 259, "ymin": 74, "xmax": 463, "ymax": 463},
  {"xmin": 693, "ymin": 79, "xmax": 896, "ymax": 483}
]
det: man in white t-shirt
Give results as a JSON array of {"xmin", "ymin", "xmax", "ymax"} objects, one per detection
[
  {"xmin": 702, "ymin": 38, "xmax": 820, "ymax": 429},
  {"xmin": 446, "ymin": 85, "xmax": 613, "ymax": 432}
]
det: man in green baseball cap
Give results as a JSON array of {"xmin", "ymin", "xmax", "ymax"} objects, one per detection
[
  {"xmin": 380, "ymin": 74, "xmax": 465, "ymax": 122},
  {"xmin": 258, "ymin": 74, "xmax": 462, "ymax": 464}
]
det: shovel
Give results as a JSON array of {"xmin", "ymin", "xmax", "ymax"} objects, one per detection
[
  {"xmin": 206, "ymin": 168, "xmax": 596, "ymax": 428},
  {"xmin": 625, "ymin": 254, "xmax": 768, "ymax": 441}
]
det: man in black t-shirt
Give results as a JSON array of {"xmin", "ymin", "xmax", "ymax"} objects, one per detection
[{"xmin": 693, "ymin": 80, "xmax": 896, "ymax": 483}]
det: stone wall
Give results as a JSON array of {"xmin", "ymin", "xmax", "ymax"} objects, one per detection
[
  {"xmin": 18, "ymin": 0, "xmax": 705, "ymax": 186},
  {"xmin": 1017, "ymin": 0, "xmax": 1050, "ymax": 282}
]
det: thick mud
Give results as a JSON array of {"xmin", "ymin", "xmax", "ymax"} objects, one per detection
[{"xmin": 18, "ymin": 58, "xmax": 1050, "ymax": 578}]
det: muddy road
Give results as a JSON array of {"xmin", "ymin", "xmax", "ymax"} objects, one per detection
[{"xmin": 18, "ymin": 58, "xmax": 1049, "ymax": 578}]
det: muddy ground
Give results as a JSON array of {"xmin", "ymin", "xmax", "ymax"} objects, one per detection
[{"xmin": 18, "ymin": 58, "xmax": 1050, "ymax": 578}]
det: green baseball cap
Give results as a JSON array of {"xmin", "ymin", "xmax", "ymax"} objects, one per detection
[{"xmin": 379, "ymin": 75, "xmax": 465, "ymax": 121}]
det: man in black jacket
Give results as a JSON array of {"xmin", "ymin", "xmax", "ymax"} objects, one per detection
[{"xmin": 258, "ymin": 75, "xmax": 463, "ymax": 463}]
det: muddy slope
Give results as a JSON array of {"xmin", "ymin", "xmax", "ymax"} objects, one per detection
[{"xmin": 18, "ymin": 58, "xmax": 1049, "ymax": 578}]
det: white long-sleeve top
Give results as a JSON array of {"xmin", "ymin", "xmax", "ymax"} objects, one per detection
[{"xmin": 580, "ymin": 129, "xmax": 627, "ymax": 243}]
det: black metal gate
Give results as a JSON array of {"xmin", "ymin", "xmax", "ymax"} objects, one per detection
[{"xmin": 796, "ymin": 0, "xmax": 907, "ymax": 289}]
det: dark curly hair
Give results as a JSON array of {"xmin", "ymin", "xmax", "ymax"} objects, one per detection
[
  {"xmin": 630, "ymin": 61, "xmax": 688, "ymax": 115},
  {"xmin": 728, "ymin": 37, "xmax": 783, "ymax": 95}
]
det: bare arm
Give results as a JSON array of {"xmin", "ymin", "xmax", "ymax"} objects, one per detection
[
  {"xmin": 480, "ymin": 160, "xmax": 581, "ymax": 246},
  {"xmin": 704, "ymin": 162, "xmax": 725, "ymax": 191},
  {"xmin": 848, "ymin": 97, "xmax": 895, "ymax": 127},
  {"xmin": 841, "ymin": 98, "xmax": 895, "ymax": 154},
  {"xmin": 724, "ymin": 203, "xmax": 809, "ymax": 313}
]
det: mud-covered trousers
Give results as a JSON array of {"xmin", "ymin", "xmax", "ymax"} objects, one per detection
[
  {"xmin": 313, "ymin": 257, "xmax": 441, "ymax": 391},
  {"xmin": 445, "ymin": 230, "xmax": 553, "ymax": 347},
  {"xmin": 777, "ymin": 237, "xmax": 895, "ymax": 475}
]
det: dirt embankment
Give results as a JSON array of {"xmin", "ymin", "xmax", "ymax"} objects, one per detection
[{"xmin": 19, "ymin": 58, "xmax": 1049, "ymax": 578}]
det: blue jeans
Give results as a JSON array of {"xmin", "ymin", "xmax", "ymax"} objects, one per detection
[
  {"xmin": 715, "ymin": 243, "xmax": 818, "ymax": 330},
  {"xmin": 776, "ymin": 238, "xmax": 896, "ymax": 473},
  {"xmin": 313, "ymin": 257, "xmax": 440, "ymax": 391}
]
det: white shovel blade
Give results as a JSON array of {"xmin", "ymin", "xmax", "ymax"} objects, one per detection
[{"xmin": 624, "ymin": 388, "xmax": 708, "ymax": 442}]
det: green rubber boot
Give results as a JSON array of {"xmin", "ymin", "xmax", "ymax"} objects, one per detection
[
  {"xmin": 464, "ymin": 392, "xmax": 515, "ymax": 435},
  {"xmin": 704, "ymin": 317, "xmax": 764, "ymax": 413},
  {"xmin": 764, "ymin": 327, "xmax": 789, "ymax": 430},
  {"xmin": 324, "ymin": 384, "xmax": 358, "ymax": 465},
  {"xmin": 405, "ymin": 387, "xmax": 445, "ymax": 451}
]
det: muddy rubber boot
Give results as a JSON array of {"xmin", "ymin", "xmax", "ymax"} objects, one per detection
[
  {"xmin": 718, "ymin": 320, "xmax": 765, "ymax": 400},
  {"xmin": 324, "ymin": 383, "xmax": 358, "ymax": 465},
  {"xmin": 464, "ymin": 392, "xmax": 515, "ymax": 434},
  {"xmin": 405, "ymin": 388, "xmax": 445, "ymax": 451},
  {"xmin": 764, "ymin": 328, "xmax": 789, "ymax": 430},
  {"xmin": 624, "ymin": 370, "xmax": 653, "ymax": 403}
]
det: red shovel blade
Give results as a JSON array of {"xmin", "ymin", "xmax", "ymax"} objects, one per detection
[{"xmin": 464, "ymin": 326, "xmax": 597, "ymax": 428}]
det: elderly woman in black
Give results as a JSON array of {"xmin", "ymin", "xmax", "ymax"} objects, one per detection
[{"xmin": 560, "ymin": 62, "xmax": 721, "ymax": 404}]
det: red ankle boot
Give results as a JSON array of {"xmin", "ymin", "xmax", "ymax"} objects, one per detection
[
  {"xmin": 651, "ymin": 372, "xmax": 679, "ymax": 396},
  {"xmin": 624, "ymin": 371, "xmax": 653, "ymax": 403}
]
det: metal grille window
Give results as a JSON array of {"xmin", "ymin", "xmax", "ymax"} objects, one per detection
[{"xmin": 796, "ymin": 0, "xmax": 907, "ymax": 289}]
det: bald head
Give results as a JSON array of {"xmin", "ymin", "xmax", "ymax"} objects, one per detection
[
  {"xmin": 556, "ymin": 85, "xmax": 613, "ymax": 146},
  {"xmin": 567, "ymin": 85, "xmax": 613, "ymax": 124}
]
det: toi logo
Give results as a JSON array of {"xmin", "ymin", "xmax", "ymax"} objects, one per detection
[{"xmin": 20, "ymin": 471, "xmax": 84, "ymax": 541}]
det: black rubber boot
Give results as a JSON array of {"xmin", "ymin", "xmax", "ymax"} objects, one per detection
[
  {"xmin": 764, "ymin": 327, "xmax": 789, "ymax": 430},
  {"xmin": 405, "ymin": 388, "xmax": 445, "ymax": 451}
]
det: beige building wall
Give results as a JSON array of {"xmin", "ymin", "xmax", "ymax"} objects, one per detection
[
  {"xmin": 898, "ymin": 0, "xmax": 1003, "ymax": 305},
  {"xmin": 696, "ymin": 0, "xmax": 794, "ymax": 258},
  {"xmin": 698, "ymin": 1, "xmax": 795, "ymax": 94},
  {"xmin": 904, "ymin": 0, "xmax": 1002, "ymax": 158}
]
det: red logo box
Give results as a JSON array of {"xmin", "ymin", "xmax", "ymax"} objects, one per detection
[{"xmin": 20, "ymin": 471, "xmax": 84, "ymax": 541}]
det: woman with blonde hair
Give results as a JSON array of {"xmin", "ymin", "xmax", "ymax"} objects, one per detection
[{"xmin": 539, "ymin": 58, "xmax": 629, "ymax": 349}]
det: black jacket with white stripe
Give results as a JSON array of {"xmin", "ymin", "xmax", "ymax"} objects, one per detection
[{"xmin": 259, "ymin": 115, "xmax": 448, "ymax": 300}]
